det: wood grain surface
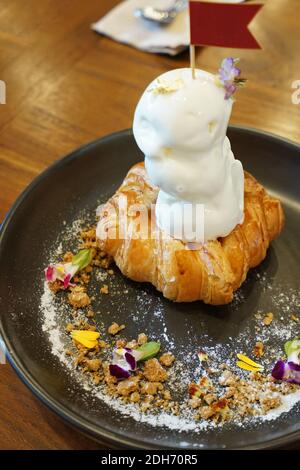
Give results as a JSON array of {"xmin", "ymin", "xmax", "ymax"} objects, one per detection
[{"xmin": 0, "ymin": 0, "xmax": 299, "ymax": 450}]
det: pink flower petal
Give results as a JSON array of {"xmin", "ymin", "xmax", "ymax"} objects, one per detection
[
  {"xmin": 63, "ymin": 273, "xmax": 72, "ymax": 289},
  {"xmin": 45, "ymin": 266, "xmax": 55, "ymax": 282}
]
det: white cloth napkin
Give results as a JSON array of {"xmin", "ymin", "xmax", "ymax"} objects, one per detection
[{"xmin": 92, "ymin": 0, "xmax": 244, "ymax": 56}]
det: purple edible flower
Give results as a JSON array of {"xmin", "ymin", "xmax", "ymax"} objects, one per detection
[
  {"xmin": 217, "ymin": 57, "xmax": 246, "ymax": 100},
  {"xmin": 224, "ymin": 82, "xmax": 237, "ymax": 101},
  {"xmin": 109, "ymin": 342, "xmax": 160, "ymax": 381},
  {"xmin": 272, "ymin": 338, "xmax": 300, "ymax": 384},
  {"xmin": 125, "ymin": 351, "xmax": 137, "ymax": 370},
  {"xmin": 109, "ymin": 364, "xmax": 130, "ymax": 380},
  {"xmin": 45, "ymin": 249, "xmax": 92, "ymax": 289},
  {"xmin": 272, "ymin": 360, "xmax": 286, "ymax": 381},
  {"xmin": 219, "ymin": 57, "xmax": 241, "ymax": 83},
  {"xmin": 109, "ymin": 347, "xmax": 137, "ymax": 380}
]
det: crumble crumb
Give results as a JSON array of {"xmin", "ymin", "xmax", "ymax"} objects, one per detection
[
  {"xmin": 219, "ymin": 370, "xmax": 236, "ymax": 386},
  {"xmin": 126, "ymin": 340, "xmax": 138, "ymax": 349},
  {"xmin": 140, "ymin": 381, "xmax": 163, "ymax": 395},
  {"xmin": 253, "ymin": 341, "xmax": 264, "ymax": 358},
  {"xmin": 263, "ymin": 312, "xmax": 274, "ymax": 326},
  {"xmin": 63, "ymin": 252, "xmax": 73, "ymax": 262},
  {"xmin": 143, "ymin": 358, "xmax": 168, "ymax": 382},
  {"xmin": 159, "ymin": 352, "xmax": 175, "ymax": 367},
  {"xmin": 65, "ymin": 323, "xmax": 74, "ymax": 333},
  {"xmin": 100, "ymin": 284, "xmax": 109, "ymax": 294},
  {"xmin": 116, "ymin": 376, "xmax": 140, "ymax": 396},
  {"xmin": 116, "ymin": 339, "xmax": 127, "ymax": 348},
  {"xmin": 137, "ymin": 333, "xmax": 148, "ymax": 345},
  {"xmin": 260, "ymin": 395, "xmax": 282, "ymax": 413},
  {"xmin": 198, "ymin": 398, "xmax": 229, "ymax": 422},
  {"xmin": 80, "ymin": 228, "xmax": 96, "ymax": 241},
  {"xmin": 68, "ymin": 286, "xmax": 91, "ymax": 308},
  {"xmin": 83, "ymin": 358, "xmax": 102, "ymax": 372},
  {"xmin": 130, "ymin": 391, "xmax": 141, "ymax": 403},
  {"xmin": 48, "ymin": 280, "xmax": 63, "ymax": 294},
  {"xmin": 163, "ymin": 390, "xmax": 172, "ymax": 401},
  {"xmin": 108, "ymin": 322, "xmax": 125, "ymax": 335},
  {"xmin": 93, "ymin": 374, "xmax": 102, "ymax": 385}
]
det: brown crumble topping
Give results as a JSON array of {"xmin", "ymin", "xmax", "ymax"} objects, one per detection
[
  {"xmin": 48, "ymin": 280, "xmax": 64, "ymax": 294},
  {"xmin": 108, "ymin": 322, "xmax": 125, "ymax": 335},
  {"xmin": 79, "ymin": 358, "xmax": 102, "ymax": 372},
  {"xmin": 100, "ymin": 284, "xmax": 109, "ymax": 295},
  {"xmin": 116, "ymin": 338, "xmax": 127, "ymax": 348},
  {"xmin": 68, "ymin": 318, "xmax": 96, "ymax": 331},
  {"xmin": 253, "ymin": 341, "xmax": 264, "ymax": 358},
  {"xmin": 68, "ymin": 286, "xmax": 91, "ymax": 308},
  {"xmin": 80, "ymin": 228, "xmax": 96, "ymax": 241},
  {"xmin": 263, "ymin": 312, "xmax": 274, "ymax": 326},
  {"xmin": 140, "ymin": 381, "xmax": 163, "ymax": 395},
  {"xmin": 159, "ymin": 352, "xmax": 175, "ymax": 367},
  {"xmin": 48, "ymin": 224, "xmax": 300, "ymax": 424},
  {"xmin": 130, "ymin": 392, "xmax": 141, "ymax": 403},
  {"xmin": 143, "ymin": 358, "xmax": 168, "ymax": 382},
  {"xmin": 126, "ymin": 339, "xmax": 138, "ymax": 349},
  {"xmin": 116, "ymin": 376, "xmax": 140, "ymax": 396},
  {"xmin": 137, "ymin": 333, "xmax": 148, "ymax": 345},
  {"xmin": 188, "ymin": 366, "xmax": 297, "ymax": 423},
  {"xmin": 65, "ymin": 323, "xmax": 74, "ymax": 333},
  {"xmin": 163, "ymin": 390, "xmax": 172, "ymax": 401},
  {"xmin": 63, "ymin": 251, "xmax": 74, "ymax": 262}
]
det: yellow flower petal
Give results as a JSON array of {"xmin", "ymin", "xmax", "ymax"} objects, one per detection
[
  {"xmin": 236, "ymin": 361, "xmax": 262, "ymax": 372},
  {"xmin": 76, "ymin": 339, "xmax": 98, "ymax": 349},
  {"xmin": 71, "ymin": 330, "xmax": 100, "ymax": 340},
  {"xmin": 237, "ymin": 353, "xmax": 263, "ymax": 369},
  {"xmin": 71, "ymin": 330, "xmax": 100, "ymax": 349}
]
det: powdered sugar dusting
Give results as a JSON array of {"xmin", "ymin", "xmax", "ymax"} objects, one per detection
[
  {"xmin": 39, "ymin": 217, "xmax": 300, "ymax": 436},
  {"xmin": 262, "ymin": 388, "xmax": 300, "ymax": 422},
  {"xmin": 41, "ymin": 287, "xmax": 67, "ymax": 363}
]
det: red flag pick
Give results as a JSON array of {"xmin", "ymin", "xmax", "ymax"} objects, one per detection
[{"xmin": 189, "ymin": 1, "xmax": 263, "ymax": 49}]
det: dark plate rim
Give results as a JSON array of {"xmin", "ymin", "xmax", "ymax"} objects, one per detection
[{"xmin": 1, "ymin": 125, "xmax": 300, "ymax": 450}]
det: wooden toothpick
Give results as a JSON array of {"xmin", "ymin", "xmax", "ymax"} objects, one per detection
[{"xmin": 190, "ymin": 45, "xmax": 196, "ymax": 79}]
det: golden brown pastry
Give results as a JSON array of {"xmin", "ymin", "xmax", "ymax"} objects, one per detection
[{"xmin": 97, "ymin": 163, "xmax": 284, "ymax": 305}]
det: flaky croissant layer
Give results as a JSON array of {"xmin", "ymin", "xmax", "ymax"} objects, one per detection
[{"xmin": 96, "ymin": 163, "xmax": 284, "ymax": 305}]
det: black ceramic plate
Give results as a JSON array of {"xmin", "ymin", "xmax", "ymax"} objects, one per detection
[{"xmin": 0, "ymin": 126, "xmax": 300, "ymax": 450}]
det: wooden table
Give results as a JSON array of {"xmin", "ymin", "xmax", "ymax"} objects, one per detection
[{"xmin": 0, "ymin": 0, "xmax": 299, "ymax": 450}]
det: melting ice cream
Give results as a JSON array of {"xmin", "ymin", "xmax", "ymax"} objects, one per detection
[{"xmin": 133, "ymin": 68, "xmax": 244, "ymax": 242}]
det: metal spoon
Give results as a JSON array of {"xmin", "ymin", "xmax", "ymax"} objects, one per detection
[{"xmin": 134, "ymin": 0, "xmax": 188, "ymax": 25}]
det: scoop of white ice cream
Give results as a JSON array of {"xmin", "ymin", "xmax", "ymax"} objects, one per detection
[{"xmin": 133, "ymin": 68, "xmax": 244, "ymax": 242}]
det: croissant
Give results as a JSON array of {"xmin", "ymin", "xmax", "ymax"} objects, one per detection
[{"xmin": 96, "ymin": 162, "xmax": 284, "ymax": 305}]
